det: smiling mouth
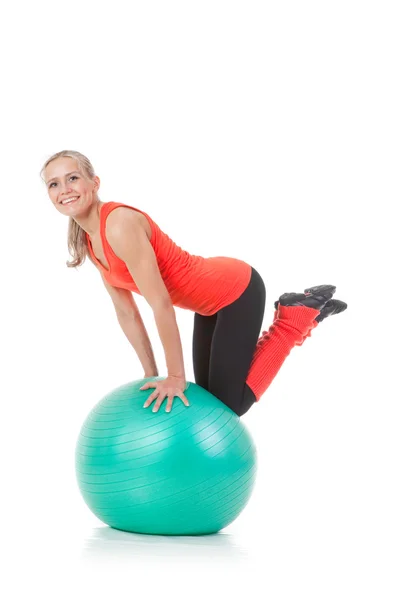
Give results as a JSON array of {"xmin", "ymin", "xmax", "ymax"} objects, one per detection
[{"xmin": 60, "ymin": 196, "xmax": 80, "ymax": 205}]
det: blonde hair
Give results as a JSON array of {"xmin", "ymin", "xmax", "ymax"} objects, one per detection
[{"xmin": 41, "ymin": 150, "xmax": 98, "ymax": 269}]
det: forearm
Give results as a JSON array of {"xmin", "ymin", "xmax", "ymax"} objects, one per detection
[
  {"xmin": 116, "ymin": 311, "xmax": 158, "ymax": 376},
  {"xmin": 153, "ymin": 305, "xmax": 186, "ymax": 379}
]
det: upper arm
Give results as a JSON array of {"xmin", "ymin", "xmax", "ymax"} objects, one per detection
[
  {"xmin": 105, "ymin": 210, "xmax": 172, "ymax": 311},
  {"xmin": 100, "ymin": 272, "xmax": 140, "ymax": 317}
]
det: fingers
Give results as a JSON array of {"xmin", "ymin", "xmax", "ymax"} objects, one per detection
[
  {"xmin": 142, "ymin": 389, "xmax": 158, "ymax": 408},
  {"xmin": 152, "ymin": 395, "xmax": 167, "ymax": 413},
  {"xmin": 142, "ymin": 390, "xmax": 167, "ymax": 412},
  {"xmin": 141, "ymin": 388, "xmax": 190, "ymax": 412},
  {"xmin": 143, "ymin": 395, "xmax": 156, "ymax": 408},
  {"xmin": 140, "ymin": 382, "xmax": 155, "ymax": 391},
  {"xmin": 179, "ymin": 393, "xmax": 190, "ymax": 407},
  {"xmin": 165, "ymin": 395, "xmax": 174, "ymax": 413}
]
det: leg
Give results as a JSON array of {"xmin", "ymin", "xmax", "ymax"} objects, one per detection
[
  {"xmin": 192, "ymin": 311, "xmax": 217, "ymax": 391},
  {"xmin": 245, "ymin": 303, "xmax": 320, "ymax": 402},
  {"xmin": 208, "ymin": 267, "xmax": 266, "ymax": 417},
  {"xmin": 272, "ymin": 306, "xmax": 319, "ymax": 346},
  {"xmin": 194, "ymin": 266, "xmax": 320, "ymax": 417}
]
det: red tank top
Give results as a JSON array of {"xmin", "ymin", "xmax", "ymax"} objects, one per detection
[{"xmin": 86, "ymin": 202, "xmax": 252, "ymax": 316}]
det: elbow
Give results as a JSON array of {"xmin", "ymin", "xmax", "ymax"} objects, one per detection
[{"xmin": 152, "ymin": 301, "xmax": 174, "ymax": 316}]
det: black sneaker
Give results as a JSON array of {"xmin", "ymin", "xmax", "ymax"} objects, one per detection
[
  {"xmin": 274, "ymin": 284, "xmax": 336, "ymax": 311},
  {"xmin": 313, "ymin": 299, "xmax": 348, "ymax": 323}
]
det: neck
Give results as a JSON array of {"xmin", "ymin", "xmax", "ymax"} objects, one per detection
[{"xmin": 73, "ymin": 200, "xmax": 105, "ymax": 238}]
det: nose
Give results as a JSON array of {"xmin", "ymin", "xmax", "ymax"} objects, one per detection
[{"xmin": 59, "ymin": 182, "xmax": 74, "ymax": 197}]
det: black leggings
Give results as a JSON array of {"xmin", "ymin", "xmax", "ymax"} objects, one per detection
[{"xmin": 192, "ymin": 266, "xmax": 266, "ymax": 417}]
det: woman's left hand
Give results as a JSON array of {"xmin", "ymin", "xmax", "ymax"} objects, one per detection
[{"xmin": 140, "ymin": 376, "xmax": 190, "ymax": 413}]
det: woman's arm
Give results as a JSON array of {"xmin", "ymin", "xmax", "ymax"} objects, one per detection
[
  {"xmin": 152, "ymin": 304, "xmax": 186, "ymax": 379},
  {"xmin": 117, "ymin": 311, "xmax": 159, "ymax": 377},
  {"xmin": 100, "ymin": 273, "xmax": 159, "ymax": 376},
  {"xmin": 105, "ymin": 210, "xmax": 186, "ymax": 380}
]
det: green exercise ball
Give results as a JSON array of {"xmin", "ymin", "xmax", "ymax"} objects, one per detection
[{"xmin": 75, "ymin": 377, "xmax": 257, "ymax": 536}]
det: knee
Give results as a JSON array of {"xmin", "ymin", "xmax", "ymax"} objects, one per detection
[
  {"xmin": 238, "ymin": 385, "xmax": 256, "ymax": 417},
  {"xmin": 209, "ymin": 386, "xmax": 242, "ymax": 417},
  {"xmin": 208, "ymin": 384, "xmax": 256, "ymax": 418},
  {"xmin": 236, "ymin": 402, "xmax": 253, "ymax": 418},
  {"xmin": 214, "ymin": 395, "xmax": 254, "ymax": 418}
]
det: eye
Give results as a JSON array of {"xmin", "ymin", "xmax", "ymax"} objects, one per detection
[
  {"xmin": 49, "ymin": 182, "xmax": 57, "ymax": 188},
  {"xmin": 70, "ymin": 175, "xmax": 79, "ymax": 181}
]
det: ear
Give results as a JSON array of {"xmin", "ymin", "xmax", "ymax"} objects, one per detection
[{"xmin": 93, "ymin": 175, "xmax": 100, "ymax": 193}]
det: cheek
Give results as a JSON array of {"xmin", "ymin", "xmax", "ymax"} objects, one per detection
[
  {"xmin": 49, "ymin": 189, "xmax": 57, "ymax": 202},
  {"xmin": 77, "ymin": 181, "xmax": 89, "ymax": 195}
]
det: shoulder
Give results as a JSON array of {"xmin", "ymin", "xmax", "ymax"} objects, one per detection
[
  {"xmin": 105, "ymin": 206, "xmax": 154, "ymax": 264},
  {"xmin": 105, "ymin": 206, "xmax": 151, "ymax": 240}
]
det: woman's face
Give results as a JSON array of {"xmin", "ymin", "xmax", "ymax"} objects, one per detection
[{"xmin": 44, "ymin": 157, "xmax": 100, "ymax": 215}]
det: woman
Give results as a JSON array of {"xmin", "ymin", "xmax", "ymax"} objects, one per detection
[{"xmin": 42, "ymin": 150, "xmax": 347, "ymax": 416}]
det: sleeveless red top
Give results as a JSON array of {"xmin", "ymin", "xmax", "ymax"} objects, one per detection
[{"xmin": 86, "ymin": 202, "xmax": 252, "ymax": 317}]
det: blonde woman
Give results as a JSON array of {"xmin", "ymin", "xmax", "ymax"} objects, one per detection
[{"xmin": 42, "ymin": 150, "xmax": 347, "ymax": 415}]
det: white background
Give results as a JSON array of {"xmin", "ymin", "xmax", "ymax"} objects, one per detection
[{"xmin": 1, "ymin": 1, "xmax": 399, "ymax": 598}]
